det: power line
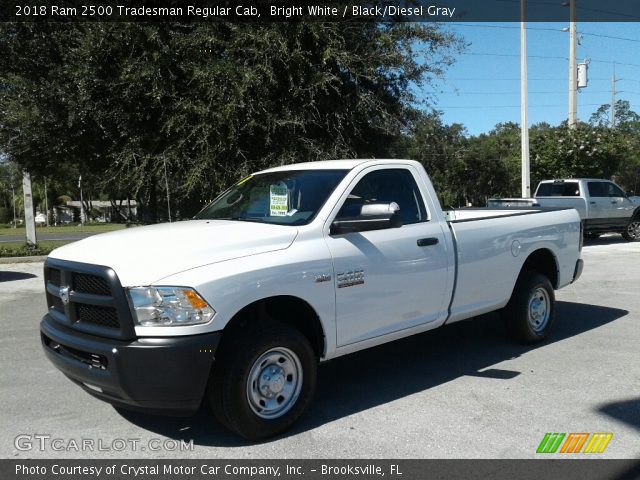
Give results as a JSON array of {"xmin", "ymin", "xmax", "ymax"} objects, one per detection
[
  {"xmin": 450, "ymin": 23, "xmax": 640, "ymax": 44},
  {"xmin": 431, "ymin": 90, "xmax": 614, "ymax": 95},
  {"xmin": 461, "ymin": 53, "xmax": 640, "ymax": 69},
  {"xmin": 574, "ymin": 5, "xmax": 640, "ymax": 20},
  {"xmin": 426, "ymin": 89, "xmax": 640, "ymax": 96},
  {"xmin": 579, "ymin": 31, "xmax": 640, "ymax": 44},
  {"xmin": 442, "ymin": 77, "xmax": 610, "ymax": 81},
  {"xmin": 492, "ymin": 0, "xmax": 640, "ymax": 20},
  {"xmin": 449, "ymin": 23, "xmax": 563, "ymax": 33},
  {"xmin": 590, "ymin": 59, "xmax": 640, "ymax": 69},
  {"xmin": 434, "ymin": 103, "xmax": 607, "ymax": 109},
  {"xmin": 462, "ymin": 52, "xmax": 568, "ymax": 60}
]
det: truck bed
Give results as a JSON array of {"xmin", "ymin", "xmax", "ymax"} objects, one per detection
[{"xmin": 444, "ymin": 207, "xmax": 582, "ymax": 323}]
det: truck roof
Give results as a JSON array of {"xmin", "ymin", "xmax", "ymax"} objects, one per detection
[{"xmin": 258, "ymin": 159, "xmax": 418, "ymax": 173}]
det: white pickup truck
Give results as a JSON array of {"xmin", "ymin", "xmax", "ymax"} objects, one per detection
[
  {"xmin": 41, "ymin": 160, "xmax": 583, "ymax": 439},
  {"xmin": 534, "ymin": 179, "xmax": 640, "ymax": 241}
]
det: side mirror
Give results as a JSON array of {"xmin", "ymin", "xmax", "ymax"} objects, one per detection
[{"xmin": 331, "ymin": 202, "xmax": 402, "ymax": 235}]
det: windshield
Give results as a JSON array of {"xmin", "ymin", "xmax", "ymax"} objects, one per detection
[{"xmin": 195, "ymin": 169, "xmax": 348, "ymax": 225}]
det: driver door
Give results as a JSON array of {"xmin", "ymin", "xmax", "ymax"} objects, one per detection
[{"xmin": 324, "ymin": 166, "xmax": 451, "ymax": 347}]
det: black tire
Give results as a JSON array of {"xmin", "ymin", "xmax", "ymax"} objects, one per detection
[
  {"xmin": 622, "ymin": 218, "xmax": 640, "ymax": 242},
  {"xmin": 208, "ymin": 323, "xmax": 317, "ymax": 440},
  {"xmin": 503, "ymin": 271, "xmax": 556, "ymax": 343}
]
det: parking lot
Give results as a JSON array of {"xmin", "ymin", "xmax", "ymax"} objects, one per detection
[{"xmin": 1, "ymin": 236, "xmax": 639, "ymax": 459}]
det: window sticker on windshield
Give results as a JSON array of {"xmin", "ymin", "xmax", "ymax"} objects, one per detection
[{"xmin": 269, "ymin": 183, "xmax": 289, "ymax": 216}]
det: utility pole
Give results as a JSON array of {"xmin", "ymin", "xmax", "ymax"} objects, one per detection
[
  {"xmin": 78, "ymin": 175, "xmax": 85, "ymax": 226},
  {"xmin": 11, "ymin": 182, "xmax": 17, "ymax": 228},
  {"xmin": 163, "ymin": 157, "xmax": 172, "ymax": 222},
  {"xmin": 44, "ymin": 177, "xmax": 49, "ymax": 227},
  {"xmin": 611, "ymin": 63, "xmax": 621, "ymax": 128},
  {"xmin": 23, "ymin": 171, "xmax": 37, "ymax": 246},
  {"xmin": 568, "ymin": 0, "xmax": 578, "ymax": 128},
  {"xmin": 520, "ymin": 0, "xmax": 530, "ymax": 197}
]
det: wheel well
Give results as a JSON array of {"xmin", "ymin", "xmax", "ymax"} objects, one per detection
[
  {"xmin": 521, "ymin": 248, "xmax": 559, "ymax": 289},
  {"xmin": 221, "ymin": 296, "xmax": 325, "ymax": 359}
]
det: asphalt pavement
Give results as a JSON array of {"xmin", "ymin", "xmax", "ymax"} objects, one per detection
[{"xmin": 1, "ymin": 236, "xmax": 639, "ymax": 459}]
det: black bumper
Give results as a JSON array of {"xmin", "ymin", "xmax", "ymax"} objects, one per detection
[
  {"xmin": 572, "ymin": 258, "xmax": 584, "ymax": 284},
  {"xmin": 40, "ymin": 314, "xmax": 221, "ymax": 414}
]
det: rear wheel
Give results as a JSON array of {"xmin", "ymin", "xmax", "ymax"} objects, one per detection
[
  {"xmin": 622, "ymin": 219, "xmax": 640, "ymax": 242},
  {"xmin": 503, "ymin": 271, "xmax": 556, "ymax": 343},
  {"xmin": 209, "ymin": 323, "xmax": 317, "ymax": 439}
]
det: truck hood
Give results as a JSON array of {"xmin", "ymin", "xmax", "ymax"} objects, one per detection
[{"xmin": 48, "ymin": 220, "xmax": 298, "ymax": 286}]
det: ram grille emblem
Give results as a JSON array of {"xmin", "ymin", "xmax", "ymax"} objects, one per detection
[{"xmin": 59, "ymin": 286, "xmax": 70, "ymax": 305}]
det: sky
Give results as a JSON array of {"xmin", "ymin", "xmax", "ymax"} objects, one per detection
[{"xmin": 420, "ymin": 22, "xmax": 640, "ymax": 136}]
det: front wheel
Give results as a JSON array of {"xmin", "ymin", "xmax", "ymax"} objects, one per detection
[
  {"xmin": 503, "ymin": 271, "xmax": 556, "ymax": 343},
  {"xmin": 622, "ymin": 218, "xmax": 640, "ymax": 242},
  {"xmin": 208, "ymin": 324, "xmax": 317, "ymax": 440}
]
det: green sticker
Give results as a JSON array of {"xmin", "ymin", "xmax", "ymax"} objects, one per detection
[{"xmin": 270, "ymin": 184, "xmax": 289, "ymax": 216}]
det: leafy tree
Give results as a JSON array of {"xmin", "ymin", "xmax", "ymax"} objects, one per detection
[
  {"xmin": 400, "ymin": 111, "xmax": 468, "ymax": 206},
  {"xmin": 0, "ymin": 22, "xmax": 462, "ymax": 221},
  {"xmin": 590, "ymin": 99, "xmax": 640, "ymax": 130}
]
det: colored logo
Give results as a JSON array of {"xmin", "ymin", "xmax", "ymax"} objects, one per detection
[{"xmin": 536, "ymin": 432, "xmax": 613, "ymax": 454}]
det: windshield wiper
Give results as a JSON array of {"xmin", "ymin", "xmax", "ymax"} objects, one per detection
[{"xmin": 220, "ymin": 216, "xmax": 265, "ymax": 223}]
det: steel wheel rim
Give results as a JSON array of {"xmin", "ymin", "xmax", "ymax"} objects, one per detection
[
  {"xmin": 246, "ymin": 347, "xmax": 303, "ymax": 419},
  {"xmin": 527, "ymin": 287, "xmax": 550, "ymax": 333},
  {"xmin": 627, "ymin": 221, "xmax": 640, "ymax": 239}
]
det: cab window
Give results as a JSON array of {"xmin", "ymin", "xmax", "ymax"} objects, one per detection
[
  {"xmin": 606, "ymin": 182, "xmax": 626, "ymax": 198},
  {"xmin": 587, "ymin": 181, "xmax": 607, "ymax": 197},
  {"xmin": 536, "ymin": 182, "xmax": 580, "ymax": 196},
  {"xmin": 337, "ymin": 169, "xmax": 428, "ymax": 225}
]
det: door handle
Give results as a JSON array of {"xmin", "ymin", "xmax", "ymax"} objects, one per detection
[
  {"xmin": 611, "ymin": 200, "xmax": 618, "ymax": 204},
  {"xmin": 589, "ymin": 201, "xmax": 596, "ymax": 205},
  {"xmin": 417, "ymin": 237, "xmax": 439, "ymax": 247}
]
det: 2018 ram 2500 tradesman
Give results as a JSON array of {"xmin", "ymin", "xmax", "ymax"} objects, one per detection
[{"xmin": 40, "ymin": 160, "xmax": 584, "ymax": 439}]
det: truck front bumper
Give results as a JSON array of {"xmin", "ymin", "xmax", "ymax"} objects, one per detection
[
  {"xmin": 40, "ymin": 314, "xmax": 221, "ymax": 414},
  {"xmin": 572, "ymin": 258, "xmax": 584, "ymax": 284}
]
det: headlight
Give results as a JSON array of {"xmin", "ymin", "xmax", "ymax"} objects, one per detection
[{"xmin": 126, "ymin": 286, "xmax": 215, "ymax": 326}]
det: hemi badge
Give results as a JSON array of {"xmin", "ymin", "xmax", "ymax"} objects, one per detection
[{"xmin": 315, "ymin": 274, "xmax": 332, "ymax": 283}]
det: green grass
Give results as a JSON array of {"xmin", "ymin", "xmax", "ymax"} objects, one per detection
[
  {"xmin": 0, "ymin": 223, "xmax": 126, "ymax": 237},
  {"xmin": 0, "ymin": 240, "xmax": 72, "ymax": 258}
]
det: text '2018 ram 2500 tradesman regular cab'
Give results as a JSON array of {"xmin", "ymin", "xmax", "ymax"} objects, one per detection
[{"xmin": 41, "ymin": 160, "xmax": 584, "ymax": 439}]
